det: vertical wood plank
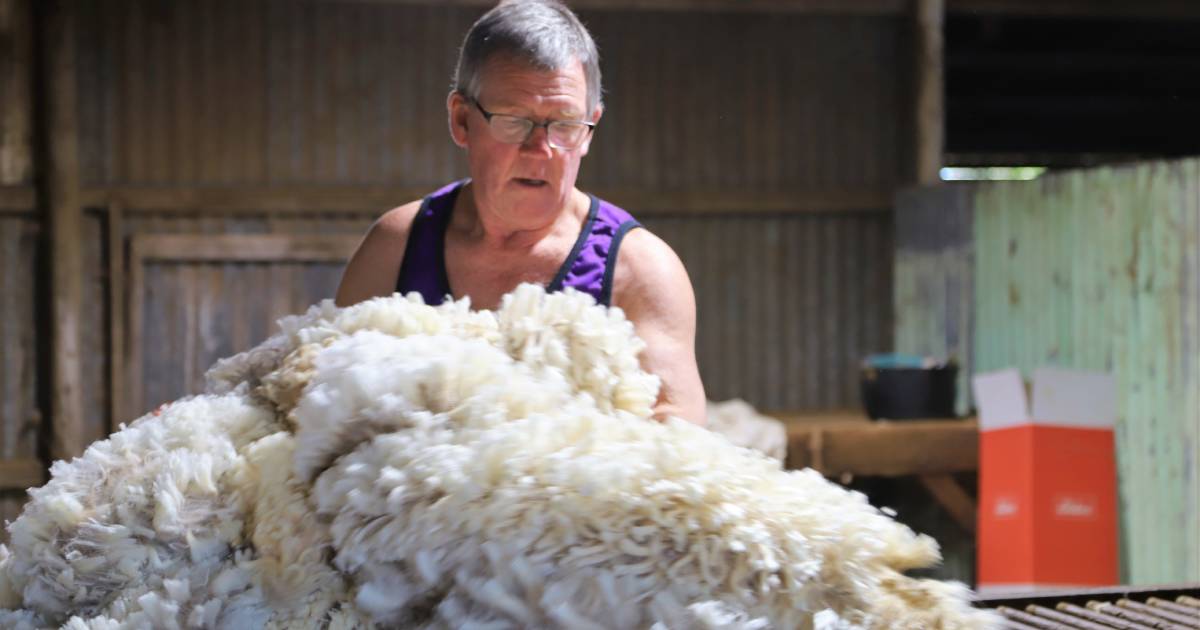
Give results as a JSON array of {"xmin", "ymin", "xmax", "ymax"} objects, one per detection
[
  {"xmin": 106, "ymin": 202, "xmax": 125, "ymax": 426},
  {"xmin": 39, "ymin": 0, "xmax": 85, "ymax": 461},
  {"xmin": 0, "ymin": 0, "xmax": 33, "ymax": 185},
  {"xmin": 913, "ymin": 0, "xmax": 943, "ymax": 185}
]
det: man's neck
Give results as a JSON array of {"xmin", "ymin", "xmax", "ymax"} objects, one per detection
[{"xmin": 456, "ymin": 185, "xmax": 587, "ymax": 251}]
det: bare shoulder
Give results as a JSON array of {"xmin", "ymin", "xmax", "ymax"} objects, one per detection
[
  {"xmin": 611, "ymin": 227, "xmax": 693, "ymax": 315},
  {"xmin": 610, "ymin": 227, "xmax": 706, "ymax": 424},
  {"xmin": 334, "ymin": 199, "xmax": 423, "ymax": 307}
]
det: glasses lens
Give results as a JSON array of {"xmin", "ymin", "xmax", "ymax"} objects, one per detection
[
  {"xmin": 547, "ymin": 122, "xmax": 589, "ymax": 149},
  {"xmin": 487, "ymin": 114, "xmax": 532, "ymax": 144}
]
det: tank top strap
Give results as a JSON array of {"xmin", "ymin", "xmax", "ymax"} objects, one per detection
[
  {"xmin": 394, "ymin": 180, "xmax": 463, "ymax": 305},
  {"xmin": 547, "ymin": 195, "xmax": 641, "ymax": 307}
]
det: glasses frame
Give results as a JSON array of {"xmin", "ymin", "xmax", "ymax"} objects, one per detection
[{"xmin": 465, "ymin": 95, "xmax": 596, "ymax": 151}]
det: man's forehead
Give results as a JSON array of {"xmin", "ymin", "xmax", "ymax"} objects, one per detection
[{"xmin": 477, "ymin": 56, "xmax": 588, "ymax": 111}]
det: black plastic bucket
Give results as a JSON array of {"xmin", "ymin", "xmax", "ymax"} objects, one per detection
[{"xmin": 860, "ymin": 365, "xmax": 958, "ymax": 420}]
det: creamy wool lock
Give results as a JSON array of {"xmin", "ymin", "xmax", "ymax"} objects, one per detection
[{"xmin": 2, "ymin": 285, "xmax": 1000, "ymax": 629}]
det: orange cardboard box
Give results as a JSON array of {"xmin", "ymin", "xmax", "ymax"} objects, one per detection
[{"xmin": 971, "ymin": 367, "xmax": 1119, "ymax": 596}]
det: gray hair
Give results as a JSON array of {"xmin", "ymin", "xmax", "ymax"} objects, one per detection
[{"xmin": 454, "ymin": 0, "xmax": 602, "ymax": 116}]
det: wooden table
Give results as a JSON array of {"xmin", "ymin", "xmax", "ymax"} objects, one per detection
[{"xmin": 773, "ymin": 411, "xmax": 979, "ymax": 533}]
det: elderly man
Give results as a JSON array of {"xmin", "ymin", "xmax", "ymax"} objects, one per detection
[{"xmin": 336, "ymin": 0, "xmax": 706, "ymax": 425}]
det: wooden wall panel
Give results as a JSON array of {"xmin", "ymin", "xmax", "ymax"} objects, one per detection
[
  {"xmin": 128, "ymin": 233, "xmax": 359, "ymax": 417},
  {"xmin": 0, "ymin": 215, "xmax": 41, "ymax": 541}
]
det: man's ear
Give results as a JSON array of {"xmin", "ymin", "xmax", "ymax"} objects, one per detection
[
  {"xmin": 579, "ymin": 104, "xmax": 603, "ymax": 157},
  {"xmin": 448, "ymin": 91, "xmax": 469, "ymax": 148}
]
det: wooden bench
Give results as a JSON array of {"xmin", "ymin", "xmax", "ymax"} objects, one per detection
[{"xmin": 773, "ymin": 411, "xmax": 979, "ymax": 533}]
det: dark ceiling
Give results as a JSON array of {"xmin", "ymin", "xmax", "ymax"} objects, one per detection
[{"xmin": 945, "ymin": 12, "xmax": 1200, "ymax": 165}]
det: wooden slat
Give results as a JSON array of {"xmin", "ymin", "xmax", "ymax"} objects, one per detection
[
  {"xmin": 0, "ymin": 185, "xmax": 35, "ymax": 212},
  {"xmin": 918, "ymin": 473, "xmax": 977, "ymax": 533},
  {"xmin": 79, "ymin": 186, "xmax": 892, "ymax": 215},
  {"xmin": 126, "ymin": 233, "xmax": 361, "ymax": 416},
  {"xmin": 127, "ymin": 233, "xmax": 145, "ymax": 419},
  {"xmin": 0, "ymin": 458, "xmax": 43, "ymax": 490},
  {"xmin": 914, "ymin": 0, "xmax": 943, "ymax": 185},
  {"xmin": 783, "ymin": 413, "xmax": 978, "ymax": 476},
  {"xmin": 107, "ymin": 202, "xmax": 126, "ymax": 425},
  {"xmin": 131, "ymin": 233, "xmax": 362, "ymax": 263},
  {"xmin": 1, "ymin": 0, "xmax": 33, "ymax": 185},
  {"xmin": 40, "ymin": 0, "xmax": 85, "ymax": 462}
]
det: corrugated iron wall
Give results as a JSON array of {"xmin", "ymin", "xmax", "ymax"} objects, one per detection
[
  {"xmin": 897, "ymin": 158, "xmax": 1200, "ymax": 584},
  {"xmin": 894, "ymin": 184, "xmax": 974, "ymax": 414},
  {"xmin": 67, "ymin": 0, "xmax": 909, "ymax": 416},
  {"xmin": 75, "ymin": 1, "xmax": 907, "ymax": 192},
  {"xmin": 648, "ymin": 213, "xmax": 893, "ymax": 410}
]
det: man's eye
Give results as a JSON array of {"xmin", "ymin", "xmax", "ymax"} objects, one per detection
[{"xmin": 495, "ymin": 117, "xmax": 529, "ymax": 134}]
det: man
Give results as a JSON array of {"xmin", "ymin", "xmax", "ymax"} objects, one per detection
[{"xmin": 335, "ymin": 0, "xmax": 706, "ymax": 425}]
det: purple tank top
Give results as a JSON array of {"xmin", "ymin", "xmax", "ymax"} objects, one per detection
[{"xmin": 396, "ymin": 180, "xmax": 641, "ymax": 307}]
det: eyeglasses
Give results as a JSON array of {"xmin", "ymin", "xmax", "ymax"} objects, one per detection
[{"xmin": 466, "ymin": 96, "xmax": 595, "ymax": 151}]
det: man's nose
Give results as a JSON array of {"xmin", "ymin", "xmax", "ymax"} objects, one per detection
[{"xmin": 519, "ymin": 125, "xmax": 554, "ymax": 157}]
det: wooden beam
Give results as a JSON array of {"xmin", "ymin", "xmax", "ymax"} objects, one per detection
[
  {"xmin": 785, "ymin": 416, "xmax": 978, "ymax": 476},
  {"xmin": 0, "ymin": 0, "xmax": 33, "ymax": 185},
  {"xmin": 39, "ymin": 0, "xmax": 85, "ymax": 462},
  {"xmin": 106, "ymin": 202, "xmax": 126, "ymax": 427},
  {"xmin": 0, "ymin": 458, "xmax": 44, "ymax": 490},
  {"xmin": 918, "ymin": 474, "xmax": 976, "ymax": 533},
  {"xmin": 914, "ymin": 0, "xmax": 944, "ymax": 186},
  {"xmin": 131, "ymin": 233, "xmax": 363, "ymax": 264},
  {"xmin": 80, "ymin": 186, "xmax": 892, "ymax": 215},
  {"xmin": 0, "ymin": 185, "xmax": 35, "ymax": 212},
  {"xmin": 330, "ymin": 0, "xmax": 907, "ymax": 15}
]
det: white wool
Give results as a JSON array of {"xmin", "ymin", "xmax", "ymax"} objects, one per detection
[
  {"xmin": 1, "ymin": 285, "xmax": 1001, "ymax": 629},
  {"xmin": 706, "ymin": 399, "xmax": 789, "ymax": 461}
]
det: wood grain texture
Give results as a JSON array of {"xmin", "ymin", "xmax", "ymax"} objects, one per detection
[
  {"xmin": 0, "ymin": 185, "xmax": 35, "ymax": 211},
  {"xmin": 0, "ymin": 458, "xmax": 44, "ymax": 490},
  {"xmin": 913, "ymin": 0, "xmax": 944, "ymax": 185},
  {"xmin": 41, "ymin": 0, "xmax": 85, "ymax": 461},
  {"xmin": 125, "ymin": 232, "xmax": 361, "ymax": 417},
  {"xmin": 780, "ymin": 412, "xmax": 978, "ymax": 476},
  {"xmin": 0, "ymin": 0, "xmax": 33, "ymax": 185}
]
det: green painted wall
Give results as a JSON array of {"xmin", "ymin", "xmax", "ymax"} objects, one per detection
[{"xmin": 897, "ymin": 158, "xmax": 1200, "ymax": 584}]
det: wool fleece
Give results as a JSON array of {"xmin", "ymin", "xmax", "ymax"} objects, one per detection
[{"xmin": 0, "ymin": 285, "xmax": 1000, "ymax": 629}]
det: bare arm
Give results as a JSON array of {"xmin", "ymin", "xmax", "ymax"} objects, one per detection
[
  {"xmin": 611, "ymin": 229, "xmax": 707, "ymax": 426},
  {"xmin": 335, "ymin": 200, "xmax": 422, "ymax": 308}
]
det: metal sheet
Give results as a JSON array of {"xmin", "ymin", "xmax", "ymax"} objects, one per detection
[
  {"xmin": 968, "ymin": 159, "xmax": 1200, "ymax": 584},
  {"xmin": 76, "ymin": 1, "xmax": 907, "ymax": 193},
  {"xmin": 645, "ymin": 211, "xmax": 893, "ymax": 411}
]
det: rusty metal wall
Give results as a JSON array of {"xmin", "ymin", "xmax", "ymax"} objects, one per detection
[{"xmin": 0, "ymin": 214, "xmax": 40, "ymax": 540}]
